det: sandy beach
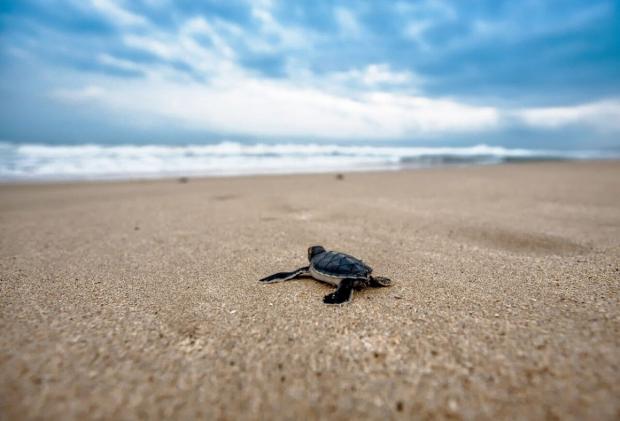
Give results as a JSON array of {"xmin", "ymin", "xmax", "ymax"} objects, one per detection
[{"xmin": 1, "ymin": 161, "xmax": 619, "ymax": 420}]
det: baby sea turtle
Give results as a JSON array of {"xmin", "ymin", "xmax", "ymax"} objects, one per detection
[{"xmin": 259, "ymin": 245, "xmax": 392, "ymax": 304}]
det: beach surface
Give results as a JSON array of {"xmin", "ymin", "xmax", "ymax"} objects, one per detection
[{"xmin": 1, "ymin": 162, "xmax": 619, "ymax": 420}]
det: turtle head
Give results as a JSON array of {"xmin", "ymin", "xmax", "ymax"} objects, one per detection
[{"xmin": 308, "ymin": 245, "xmax": 326, "ymax": 261}]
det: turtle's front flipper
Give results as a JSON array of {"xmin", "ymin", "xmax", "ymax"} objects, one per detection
[
  {"xmin": 259, "ymin": 267, "xmax": 309, "ymax": 283},
  {"xmin": 369, "ymin": 276, "xmax": 392, "ymax": 287},
  {"xmin": 323, "ymin": 278, "xmax": 358, "ymax": 304}
]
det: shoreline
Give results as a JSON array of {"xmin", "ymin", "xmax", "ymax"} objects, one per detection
[
  {"xmin": 1, "ymin": 158, "xmax": 618, "ymax": 186},
  {"xmin": 3, "ymin": 139, "xmax": 618, "ymax": 183}
]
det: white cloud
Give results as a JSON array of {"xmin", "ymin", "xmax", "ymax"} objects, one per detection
[
  {"xmin": 360, "ymin": 64, "xmax": 414, "ymax": 86},
  {"xmin": 335, "ymin": 7, "xmax": 362, "ymax": 37},
  {"xmin": 328, "ymin": 64, "xmax": 420, "ymax": 89},
  {"xmin": 249, "ymin": 2, "xmax": 316, "ymax": 51},
  {"xmin": 98, "ymin": 53, "xmax": 141, "ymax": 72},
  {"xmin": 404, "ymin": 19, "xmax": 432, "ymax": 43},
  {"xmin": 122, "ymin": 23, "xmax": 240, "ymax": 79},
  {"xmin": 51, "ymin": 85, "xmax": 105, "ymax": 102},
  {"xmin": 123, "ymin": 35, "xmax": 175, "ymax": 60},
  {"xmin": 91, "ymin": 0, "xmax": 146, "ymax": 26},
  {"xmin": 181, "ymin": 17, "xmax": 236, "ymax": 59},
  {"xmin": 516, "ymin": 100, "xmax": 620, "ymax": 132},
  {"xmin": 51, "ymin": 73, "xmax": 499, "ymax": 139}
]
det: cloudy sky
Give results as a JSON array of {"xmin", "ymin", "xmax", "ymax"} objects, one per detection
[{"xmin": 1, "ymin": 0, "xmax": 619, "ymax": 148}]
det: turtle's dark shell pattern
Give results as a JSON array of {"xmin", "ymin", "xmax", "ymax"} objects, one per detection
[{"xmin": 311, "ymin": 251, "xmax": 372, "ymax": 278}]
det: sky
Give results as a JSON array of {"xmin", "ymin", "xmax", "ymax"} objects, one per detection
[{"xmin": 0, "ymin": 0, "xmax": 619, "ymax": 149}]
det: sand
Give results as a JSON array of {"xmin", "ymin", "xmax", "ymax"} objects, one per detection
[{"xmin": 1, "ymin": 161, "xmax": 619, "ymax": 420}]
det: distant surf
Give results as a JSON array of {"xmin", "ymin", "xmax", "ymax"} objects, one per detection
[{"xmin": 0, "ymin": 141, "xmax": 615, "ymax": 181}]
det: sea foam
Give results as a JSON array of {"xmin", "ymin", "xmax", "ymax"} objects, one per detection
[{"xmin": 0, "ymin": 141, "xmax": 611, "ymax": 181}]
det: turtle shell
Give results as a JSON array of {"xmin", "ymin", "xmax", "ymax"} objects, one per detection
[{"xmin": 311, "ymin": 251, "xmax": 372, "ymax": 278}]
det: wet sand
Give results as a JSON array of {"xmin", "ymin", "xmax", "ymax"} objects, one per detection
[{"xmin": 1, "ymin": 161, "xmax": 619, "ymax": 419}]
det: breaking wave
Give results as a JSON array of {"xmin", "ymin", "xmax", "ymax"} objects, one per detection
[{"xmin": 0, "ymin": 141, "xmax": 613, "ymax": 181}]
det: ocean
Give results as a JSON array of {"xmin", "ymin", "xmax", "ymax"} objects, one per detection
[{"xmin": 0, "ymin": 141, "xmax": 614, "ymax": 181}]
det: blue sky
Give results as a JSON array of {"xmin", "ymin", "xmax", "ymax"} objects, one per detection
[{"xmin": 1, "ymin": 0, "xmax": 619, "ymax": 148}]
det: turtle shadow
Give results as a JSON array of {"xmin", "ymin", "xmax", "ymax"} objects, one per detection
[{"xmin": 269, "ymin": 276, "xmax": 391, "ymax": 303}]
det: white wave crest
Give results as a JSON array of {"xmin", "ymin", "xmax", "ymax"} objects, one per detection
[{"xmin": 0, "ymin": 141, "xmax": 611, "ymax": 181}]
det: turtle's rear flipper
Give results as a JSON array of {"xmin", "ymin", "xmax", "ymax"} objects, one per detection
[
  {"xmin": 323, "ymin": 278, "xmax": 357, "ymax": 304},
  {"xmin": 369, "ymin": 276, "xmax": 392, "ymax": 287},
  {"xmin": 259, "ymin": 267, "xmax": 309, "ymax": 283}
]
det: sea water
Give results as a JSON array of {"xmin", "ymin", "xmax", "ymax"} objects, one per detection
[{"xmin": 0, "ymin": 141, "xmax": 613, "ymax": 181}]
